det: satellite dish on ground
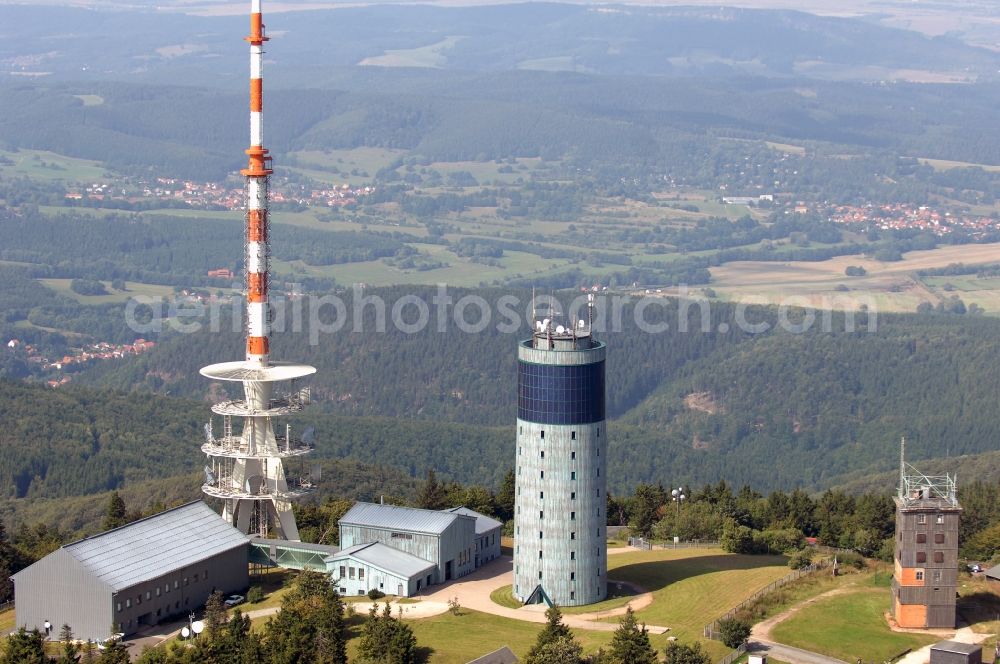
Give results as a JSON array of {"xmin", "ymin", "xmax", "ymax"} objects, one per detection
[
  {"xmin": 191, "ymin": 621, "xmax": 205, "ymax": 635},
  {"xmin": 181, "ymin": 627, "xmax": 190, "ymax": 639}
]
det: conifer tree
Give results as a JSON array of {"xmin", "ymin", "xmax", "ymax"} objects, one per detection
[
  {"xmin": 608, "ymin": 607, "xmax": 658, "ymax": 664},
  {"xmin": 496, "ymin": 468, "xmax": 516, "ymax": 521},
  {"xmin": 1, "ymin": 627, "xmax": 47, "ymax": 664},
  {"xmin": 416, "ymin": 469, "xmax": 447, "ymax": 510},
  {"xmin": 663, "ymin": 640, "xmax": 711, "ymax": 664},
  {"xmin": 525, "ymin": 605, "xmax": 574, "ymax": 662},
  {"xmin": 102, "ymin": 492, "xmax": 129, "ymax": 531},
  {"xmin": 357, "ymin": 602, "xmax": 418, "ymax": 664},
  {"xmin": 57, "ymin": 623, "xmax": 78, "ymax": 664}
]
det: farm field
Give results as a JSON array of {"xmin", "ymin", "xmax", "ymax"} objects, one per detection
[
  {"xmin": 919, "ymin": 157, "xmax": 1000, "ymax": 172},
  {"xmin": 0, "ymin": 148, "xmax": 111, "ymax": 183},
  {"xmin": 358, "ymin": 36, "xmax": 465, "ymax": 69},
  {"xmin": 274, "ymin": 247, "xmax": 570, "ymax": 288},
  {"xmin": 284, "ymin": 147, "xmax": 407, "ymax": 184},
  {"xmin": 769, "ymin": 576, "xmax": 937, "ymax": 662},
  {"xmin": 710, "ymin": 242, "xmax": 1000, "ymax": 313},
  {"xmin": 37, "ymin": 279, "xmax": 178, "ymax": 305}
]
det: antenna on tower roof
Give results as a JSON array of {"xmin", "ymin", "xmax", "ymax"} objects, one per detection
[{"xmin": 899, "ymin": 435, "xmax": 905, "ymax": 498}]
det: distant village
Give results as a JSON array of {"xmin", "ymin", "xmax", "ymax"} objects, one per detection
[
  {"xmin": 824, "ymin": 203, "xmax": 1000, "ymax": 238},
  {"xmin": 5, "ymin": 338, "xmax": 156, "ymax": 387},
  {"xmin": 65, "ymin": 177, "xmax": 374, "ymax": 209}
]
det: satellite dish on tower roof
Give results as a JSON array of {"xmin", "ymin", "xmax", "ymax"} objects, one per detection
[{"xmin": 556, "ymin": 325, "xmax": 565, "ymax": 334}]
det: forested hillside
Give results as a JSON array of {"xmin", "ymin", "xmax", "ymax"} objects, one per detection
[{"xmin": 51, "ymin": 290, "xmax": 1000, "ymax": 492}]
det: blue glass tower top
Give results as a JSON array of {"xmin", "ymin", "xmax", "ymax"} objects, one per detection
[{"xmin": 516, "ymin": 313, "xmax": 606, "ymax": 425}]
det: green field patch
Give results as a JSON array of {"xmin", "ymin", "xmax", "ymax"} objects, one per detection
[
  {"xmin": 922, "ymin": 275, "xmax": 1000, "ymax": 292},
  {"xmin": 422, "ymin": 157, "xmax": 547, "ymax": 186},
  {"xmin": 919, "ymin": 157, "xmax": 1000, "ymax": 172},
  {"xmin": 285, "ymin": 147, "xmax": 406, "ymax": 185},
  {"xmin": 770, "ymin": 587, "xmax": 937, "ymax": 662},
  {"xmin": 518, "ymin": 56, "xmax": 589, "ymax": 72},
  {"xmin": 274, "ymin": 246, "xmax": 570, "ymax": 287},
  {"xmin": 73, "ymin": 94, "xmax": 105, "ymax": 106},
  {"xmin": 38, "ymin": 279, "xmax": 176, "ymax": 305},
  {"xmin": 0, "ymin": 149, "xmax": 110, "ymax": 182},
  {"xmin": 358, "ymin": 36, "xmax": 464, "ymax": 69}
]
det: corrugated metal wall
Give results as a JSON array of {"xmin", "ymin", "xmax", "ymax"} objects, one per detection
[{"xmin": 14, "ymin": 545, "xmax": 248, "ymax": 642}]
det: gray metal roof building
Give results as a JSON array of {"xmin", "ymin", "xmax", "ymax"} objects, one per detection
[
  {"xmin": 12, "ymin": 501, "xmax": 249, "ymax": 642},
  {"xmin": 443, "ymin": 507, "xmax": 503, "ymax": 567},
  {"xmin": 341, "ymin": 502, "xmax": 463, "ymax": 535},
  {"xmin": 326, "ymin": 542, "xmax": 437, "ymax": 597}
]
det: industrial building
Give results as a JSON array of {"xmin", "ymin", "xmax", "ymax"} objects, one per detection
[
  {"xmin": 328, "ymin": 542, "xmax": 437, "ymax": 597},
  {"xmin": 891, "ymin": 441, "xmax": 962, "ymax": 629},
  {"xmin": 442, "ymin": 506, "xmax": 503, "ymax": 566},
  {"xmin": 332, "ymin": 502, "xmax": 502, "ymax": 595},
  {"xmin": 198, "ymin": 0, "xmax": 317, "ymax": 540},
  {"xmin": 513, "ymin": 297, "xmax": 607, "ymax": 606},
  {"xmin": 11, "ymin": 502, "xmax": 249, "ymax": 642}
]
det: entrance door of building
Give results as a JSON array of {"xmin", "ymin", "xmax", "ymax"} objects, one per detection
[
  {"xmin": 397, "ymin": 583, "xmax": 403, "ymax": 596},
  {"xmin": 445, "ymin": 560, "xmax": 453, "ymax": 580}
]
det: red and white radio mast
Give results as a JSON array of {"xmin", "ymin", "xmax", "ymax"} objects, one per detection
[{"xmin": 198, "ymin": 0, "xmax": 318, "ymax": 540}]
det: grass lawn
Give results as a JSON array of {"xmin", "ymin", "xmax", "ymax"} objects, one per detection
[
  {"xmin": 388, "ymin": 608, "xmax": 637, "ymax": 664},
  {"xmin": 489, "ymin": 585, "xmax": 522, "ymax": 610},
  {"xmin": 770, "ymin": 580, "xmax": 937, "ymax": 662},
  {"xmin": 561, "ymin": 581, "xmax": 639, "ymax": 615},
  {"xmin": 0, "ymin": 608, "xmax": 14, "ymax": 633},
  {"xmin": 957, "ymin": 573, "xmax": 1000, "ymax": 634},
  {"xmin": 242, "ymin": 569, "xmax": 296, "ymax": 612},
  {"xmin": 603, "ymin": 548, "xmax": 789, "ymax": 659}
]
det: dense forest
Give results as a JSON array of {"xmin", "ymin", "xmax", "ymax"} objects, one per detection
[{"xmin": 0, "ymin": 288, "xmax": 994, "ymax": 504}]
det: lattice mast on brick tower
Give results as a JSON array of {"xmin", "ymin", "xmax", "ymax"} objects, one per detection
[
  {"xmin": 890, "ymin": 437, "xmax": 962, "ymax": 629},
  {"xmin": 198, "ymin": 0, "xmax": 317, "ymax": 540}
]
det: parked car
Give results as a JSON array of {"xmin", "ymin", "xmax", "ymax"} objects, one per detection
[
  {"xmin": 97, "ymin": 633, "xmax": 125, "ymax": 650},
  {"xmin": 224, "ymin": 594, "xmax": 245, "ymax": 607}
]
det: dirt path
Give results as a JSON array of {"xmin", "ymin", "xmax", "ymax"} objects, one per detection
[{"xmin": 751, "ymin": 583, "xmax": 856, "ymax": 641}]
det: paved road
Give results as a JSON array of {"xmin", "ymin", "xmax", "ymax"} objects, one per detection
[{"xmin": 750, "ymin": 639, "xmax": 849, "ymax": 664}]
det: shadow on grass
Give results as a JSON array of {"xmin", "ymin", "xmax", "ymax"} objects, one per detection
[
  {"xmin": 609, "ymin": 554, "xmax": 788, "ymax": 593},
  {"xmin": 958, "ymin": 590, "xmax": 1000, "ymax": 626}
]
